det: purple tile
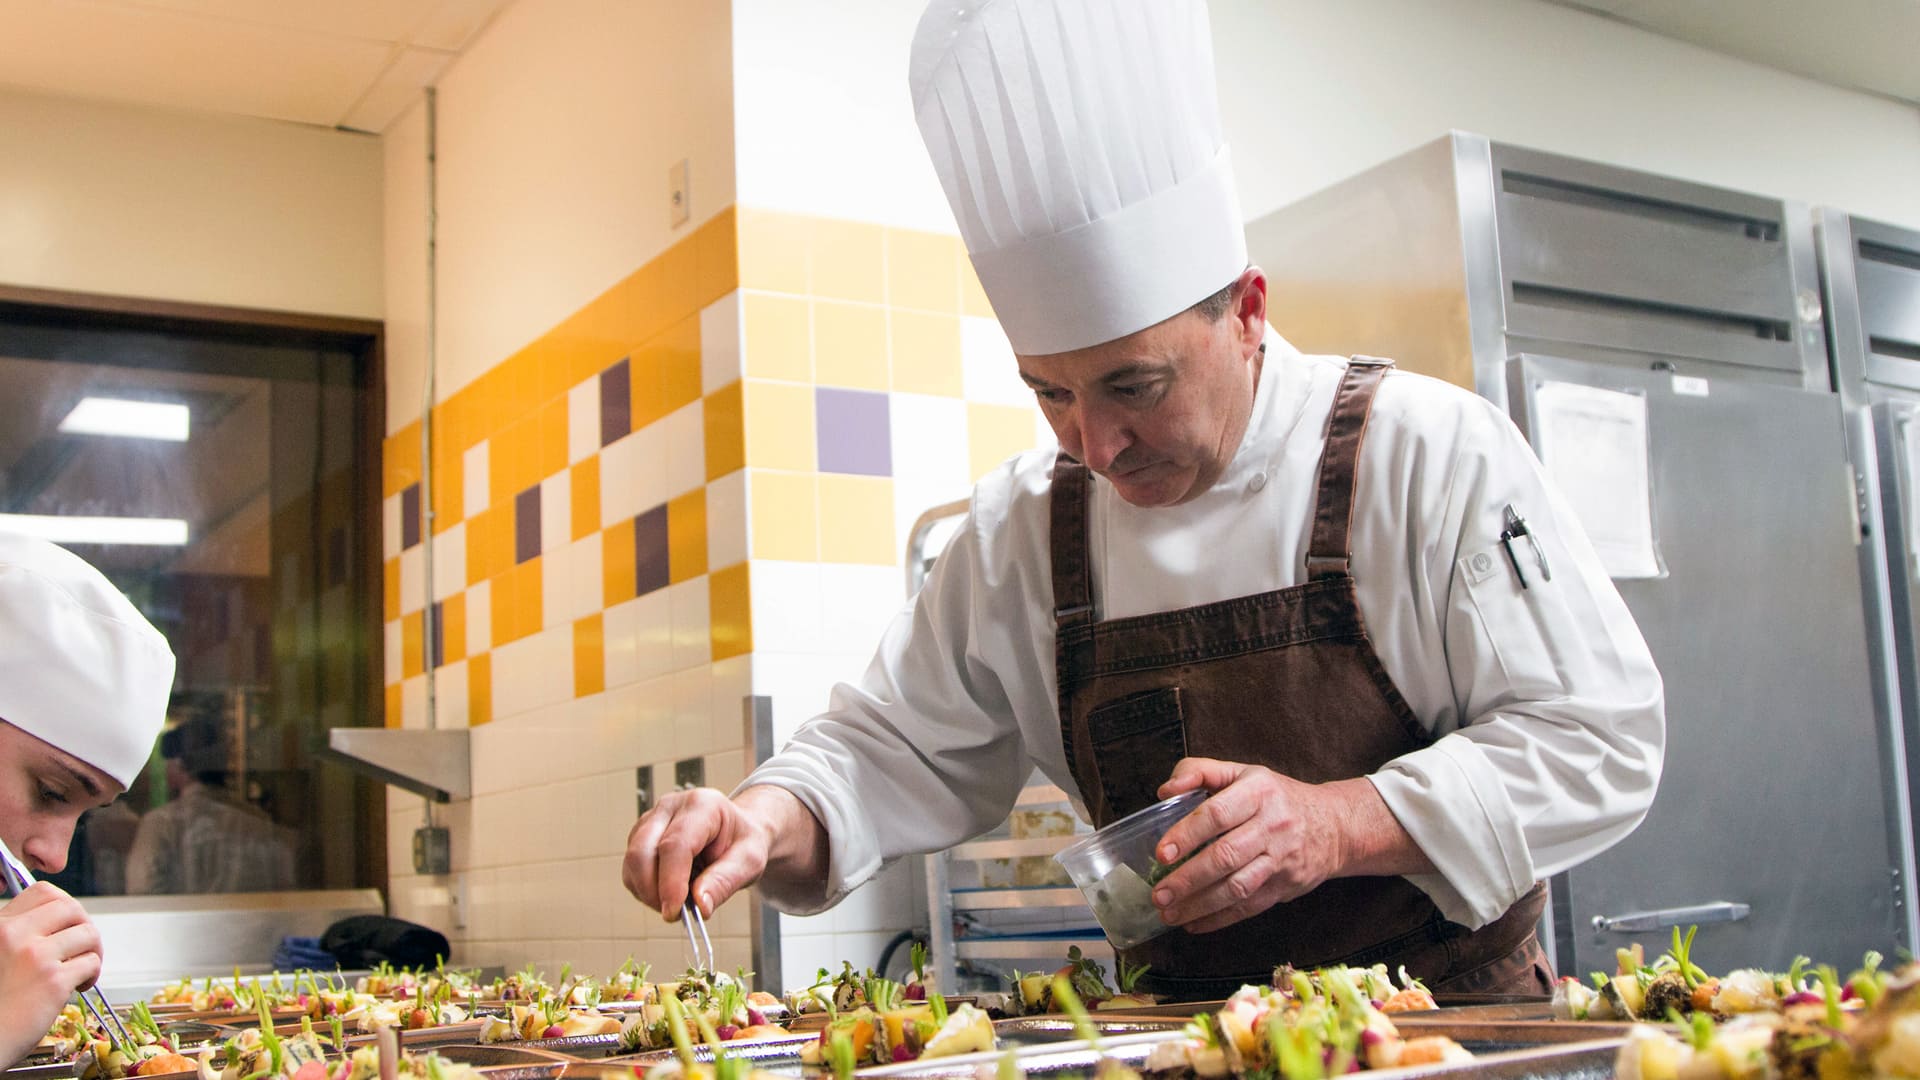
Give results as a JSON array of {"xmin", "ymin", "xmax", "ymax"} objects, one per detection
[
  {"xmin": 601, "ymin": 358, "xmax": 632, "ymax": 447},
  {"xmin": 515, "ymin": 485, "xmax": 541, "ymax": 564},
  {"xmin": 429, "ymin": 600, "xmax": 445, "ymax": 669},
  {"xmin": 400, "ymin": 483, "xmax": 422, "ymax": 550},
  {"xmin": 815, "ymin": 387, "xmax": 892, "ymax": 476},
  {"xmin": 634, "ymin": 504, "xmax": 670, "ymax": 597}
]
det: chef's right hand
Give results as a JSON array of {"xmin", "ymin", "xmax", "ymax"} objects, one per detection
[
  {"xmin": 0, "ymin": 882, "xmax": 102, "ymax": 1064},
  {"xmin": 622, "ymin": 786, "xmax": 777, "ymax": 920}
]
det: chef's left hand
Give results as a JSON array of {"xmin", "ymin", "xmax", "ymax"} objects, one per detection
[{"xmin": 1151, "ymin": 758, "xmax": 1432, "ymax": 934}]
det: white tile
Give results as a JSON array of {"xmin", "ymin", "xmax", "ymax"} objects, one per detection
[
  {"xmin": 661, "ymin": 400, "xmax": 705, "ymax": 500},
  {"xmin": 709, "ymin": 655, "xmax": 753, "ymax": 747},
  {"xmin": 568, "ymin": 375, "xmax": 601, "ymax": 465},
  {"xmin": 751, "ymin": 651, "xmax": 834, "ymax": 748},
  {"xmin": 707, "ymin": 749, "xmax": 747, "ymax": 793},
  {"xmin": 566, "ymin": 534, "xmax": 604, "ymax": 624},
  {"xmin": 541, "ymin": 538, "xmax": 573, "ymax": 633},
  {"xmin": 700, "ymin": 292, "xmax": 742, "ymax": 395},
  {"xmin": 671, "ymin": 667, "xmax": 714, "ymax": 759},
  {"xmin": 602, "ymin": 422, "xmax": 669, "ymax": 528},
  {"xmin": 384, "ymin": 619, "xmax": 403, "ymax": 687},
  {"xmin": 491, "ymin": 626, "xmax": 574, "ymax": 721},
  {"xmin": 888, "ymin": 394, "xmax": 970, "ymax": 494},
  {"xmin": 603, "ymin": 596, "xmax": 640, "ymax": 689},
  {"xmin": 432, "ymin": 521, "xmax": 466, "ymax": 602},
  {"xmin": 382, "ymin": 493, "xmax": 402, "ymax": 559},
  {"xmin": 779, "ymin": 932, "xmax": 839, "ymax": 992},
  {"xmin": 669, "ymin": 578, "xmax": 711, "ymax": 671},
  {"xmin": 960, "ymin": 315, "xmax": 1030, "ymax": 406},
  {"xmin": 464, "ymin": 441, "xmax": 491, "ymax": 516},
  {"xmin": 817, "ymin": 564, "xmax": 905, "ymax": 660},
  {"xmin": 748, "ymin": 561, "xmax": 822, "ymax": 654},
  {"xmin": 398, "ymin": 545, "xmax": 425, "ymax": 615},
  {"xmin": 434, "ymin": 658, "xmax": 470, "ymax": 729},
  {"xmin": 633, "ymin": 589, "xmax": 675, "ymax": 680},
  {"xmin": 540, "ymin": 472, "xmax": 571, "ymax": 560},
  {"xmin": 705, "ymin": 469, "xmax": 747, "ymax": 571},
  {"xmin": 467, "ymin": 579, "xmax": 493, "ymax": 655},
  {"xmin": 402, "ymin": 674, "xmax": 427, "ymax": 730}
]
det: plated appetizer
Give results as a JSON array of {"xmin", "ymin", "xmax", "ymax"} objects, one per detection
[
  {"xmin": 795, "ymin": 985, "xmax": 997, "ymax": 1067},
  {"xmin": 1555, "ymin": 927, "xmax": 1883, "ymax": 1024},
  {"xmin": 1010, "ymin": 948, "xmax": 1159, "ymax": 1014}
]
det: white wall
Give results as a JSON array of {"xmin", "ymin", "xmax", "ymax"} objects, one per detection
[
  {"xmin": 383, "ymin": 0, "xmax": 738, "ymax": 432},
  {"xmin": 0, "ymin": 88, "xmax": 382, "ymax": 317},
  {"xmin": 733, "ymin": 0, "xmax": 1920, "ymax": 235}
]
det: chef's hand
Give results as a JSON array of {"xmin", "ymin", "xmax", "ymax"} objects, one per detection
[
  {"xmin": 0, "ymin": 882, "xmax": 102, "ymax": 1066},
  {"xmin": 621, "ymin": 784, "xmax": 827, "ymax": 920},
  {"xmin": 1151, "ymin": 758, "xmax": 1435, "ymax": 935}
]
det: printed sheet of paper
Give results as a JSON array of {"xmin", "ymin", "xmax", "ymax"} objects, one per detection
[{"xmin": 1533, "ymin": 381, "xmax": 1662, "ymax": 579}]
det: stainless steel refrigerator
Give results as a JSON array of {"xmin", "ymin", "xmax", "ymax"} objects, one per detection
[{"xmin": 1246, "ymin": 133, "xmax": 1917, "ymax": 975}]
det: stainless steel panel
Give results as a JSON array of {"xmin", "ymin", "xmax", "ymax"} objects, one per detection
[
  {"xmin": 1507, "ymin": 354, "xmax": 1905, "ymax": 974},
  {"xmin": 91, "ymin": 889, "xmax": 385, "ymax": 990}
]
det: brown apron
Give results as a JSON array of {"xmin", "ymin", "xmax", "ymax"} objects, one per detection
[{"xmin": 1052, "ymin": 356, "xmax": 1552, "ymax": 1002}]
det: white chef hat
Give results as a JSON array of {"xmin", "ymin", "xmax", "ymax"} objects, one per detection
[
  {"xmin": 0, "ymin": 535, "xmax": 175, "ymax": 788},
  {"xmin": 909, "ymin": 0, "xmax": 1246, "ymax": 357}
]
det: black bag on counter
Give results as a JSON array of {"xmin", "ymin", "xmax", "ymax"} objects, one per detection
[{"xmin": 320, "ymin": 915, "xmax": 451, "ymax": 970}]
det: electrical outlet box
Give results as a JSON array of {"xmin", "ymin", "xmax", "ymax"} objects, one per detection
[
  {"xmin": 412, "ymin": 826, "xmax": 451, "ymax": 875},
  {"xmin": 636, "ymin": 764, "xmax": 655, "ymax": 816},
  {"xmin": 674, "ymin": 757, "xmax": 704, "ymax": 790},
  {"xmin": 668, "ymin": 158, "xmax": 690, "ymax": 227}
]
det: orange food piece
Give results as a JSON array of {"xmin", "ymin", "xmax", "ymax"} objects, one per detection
[{"xmin": 135, "ymin": 1053, "xmax": 194, "ymax": 1076}]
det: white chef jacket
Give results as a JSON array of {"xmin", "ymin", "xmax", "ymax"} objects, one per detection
[{"xmin": 747, "ymin": 332, "xmax": 1665, "ymax": 929}]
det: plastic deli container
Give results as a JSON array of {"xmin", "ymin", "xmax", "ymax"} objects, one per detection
[{"xmin": 1053, "ymin": 790, "xmax": 1210, "ymax": 950}]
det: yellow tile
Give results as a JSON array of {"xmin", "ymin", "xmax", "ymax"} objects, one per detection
[
  {"xmin": 812, "ymin": 301, "xmax": 890, "ymax": 391},
  {"xmin": 741, "ymin": 293, "xmax": 811, "ymax": 382},
  {"xmin": 465, "ymin": 502, "xmax": 515, "ymax": 586},
  {"xmin": 401, "ymin": 610, "xmax": 424, "ymax": 679},
  {"xmin": 571, "ymin": 458, "xmax": 601, "ymax": 542},
  {"xmin": 667, "ymin": 489, "xmax": 708, "ymax": 584},
  {"xmin": 737, "ymin": 207, "xmax": 810, "ymax": 296},
  {"xmin": 817, "ymin": 474, "xmax": 897, "ymax": 566},
  {"xmin": 709, "ymin": 561, "xmax": 752, "ymax": 661},
  {"xmin": 810, "ymin": 218, "xmax": 886, "ymax": 303},
  {"xmin": 574, "ymin": 614, "xmax": 605, "ymax": 698},
  {"xmin": 489, "ymin": 396, "xmax": 569, "ymax": 507},
  {"xmin": 384, "ymin": 422, "xmax": 421, "ymax": 499},
  {"xmin": 429, "ymin": 445, "xmax": 463, "ymax": 534},
  {"xmin": 468, "ymin": 652, "xmax": 492, "ymax": 727},
  {"xmin": 633, "ymin": 314, "xmax": 703, "ymax": 430},
  {"xmin": 743, "ymin": 380, "xmax": 817, "ymax": 472},
  {"xmin": 749, "ymin": 470, "xmax": 818, "ymax": 561},
  {"xmin": 490, "ymin": 557, "xmax": 544, "ymax": 647},
  {"xmin": 968, "ymin": 403, "xmax": 1041, "ymax": 482},
  {"xmin": 889, "ymin": 311, "xmax": 964, "ymax": 397},
  {"xmin": 385, "ymin": 681, "xmax": 403, "ymax": 729},
  {"xmin": 703, "ymin": 381, "xmax": 746, "ymax": 481},
  {"xmin": 960, "ymin": 259, "xmax": 995, "ymax": 318},
  {"xmin": 383, "ymin": 558, "xmax": 400, "ymax": 623},
  {"xmin": 441, "ymin": 592, "xmax": 467, "ymax": 665},
  {"xmin": 886, "ymin": 229, "xmax": 961, "ymax": 313},
  {"xmin": 602, "ymin": 517, "xmax": 637, "ymax": 606}
]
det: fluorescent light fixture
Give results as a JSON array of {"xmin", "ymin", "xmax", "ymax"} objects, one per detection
[
  {"xmin": 0, "ymin": 514, "xmax": 189, "ymax": 546},
  {"xmin": 58, "ymin": 398, "xmax": 190, "ymax": 442}
]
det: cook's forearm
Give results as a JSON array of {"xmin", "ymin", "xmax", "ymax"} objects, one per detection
[
  {"xmin": 734, "ymin": 784, "xmax": 829, "ymax": 885},
  {"xmin": 1331, "ymin": 777, "xmax": 1437, "ymax": 878}
]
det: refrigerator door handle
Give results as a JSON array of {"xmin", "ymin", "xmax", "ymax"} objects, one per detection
[{"xmin": 1591, "ymin": 901, "xmax": 1752, "ymax": 933}]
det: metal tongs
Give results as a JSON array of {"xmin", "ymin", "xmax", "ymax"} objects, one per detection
[
  {"xmin": 0, "ymin": 837, "xmax": 137, "ymax": 1050},
  {"xmin": 680, "ymin": 900, "xmax": 715, "ymax": 972}
]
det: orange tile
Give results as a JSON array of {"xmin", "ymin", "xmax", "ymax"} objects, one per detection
[
  {"xmin": 968, "ymin": 403, "xmax": 1041, "ymax": 482},
  {"xmin": 574, "ymin": 614, "xmax": 605, "ymax": 698},
  {"xmin": 889, "ymin": 311, "xmax": 964, "ymax": 397},
  {"xmin": 737, "ymin": 207, "xmax": 810, "ymax": 296},
  {"xmin": 488, "ymin": 396, "xmax": 568, "ymax": 507},
  {"xmin": 429, "ymin": 442, "xmax": 464, "ymax": 534},
  {"xmin": 571, "ymin": 458, "xmax": 602, "ymax": 542},
  {"xmin": 465, "ymin": 502, "xmax": 515, "ymax": 586},
  {"xmin": 817, "ymin": 474, "xmax": 898, "ymax": 565},
  {"xmin": 810, "ymin": 218, "xmax": 886, "ymax": 303},
  {"xmin": 441, "ymin": 592, "xmax": 467, "ymax": 665},
  {"xmin": 743, "ymin": 380, "xmax": 817, "ymax": 472},
  {"xmin": 667, "ymin": 489, "xmax": 708, "ymax": 584},
  {"xmin": 401, "ymin": 610, "xmax": 425, "ymax": 679},
  {"xmin": 960, "ymin": 259, "xmax": 995, "ymax": 318},
  {"xmin": 703, "ymin": 381, "xmax": 746, "ymax": 482},
  {"xmin": 886, "ymin": 229, "xmax": 961, "ymax": 313},
  {"xmin": 694, "ymin": 205, "xmax": 741, "ymax": 308},
  {"xmin": 709, "ymin": 561, "xmax": 752, "ymax": 661},
  {"xmin": 383, "ymin": 558, "xmax": 400, "ymax": 623},
  {"xmin": 489, "ymin": 558, "xmax": 544, "ymax": 647},
  {"xmin": 634, "ymin": 315, "xmax": 702, "ymax": 430},
  {"xmin": 384, "ymin": 421, "xmax": 421, "ymax": 499},
  {"xmin": 602, "ymin": 517, "xmax": 637, "ymax": 606},
  {"xmin": 468, "ymin": 652, "xmax": 492, "ymax": 727},
  {"xmin": 748, "ymin": 470, "xmax": 818, "ymax": 561},
  {"xmin": 741, "ymin": 293, "xmax": 810, "ymax": 382},
  {"xmin": 813, "ymin": 301, "xmax": 889, "ymax": 391},
  {"xmin": 385, "ymin": 681, "xmax": 403, "ymax": 729}
]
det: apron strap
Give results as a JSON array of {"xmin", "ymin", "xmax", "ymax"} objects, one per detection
[
  {"xmin": 1049, "ymin": 454, "xmax": 1096, "ymax": 629},
  {"xmin": 1306, "ymin": 356, "xmax": 1396, "ymax": 581}
]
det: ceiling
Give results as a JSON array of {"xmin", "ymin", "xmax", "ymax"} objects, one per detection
[
  {"xmin": 0, "ymin": 0, "xmax": 518, "ymax": 134},
  {"xmin": 1546, "ymin": 0, "xmax": 1920, "ymax": 106}
]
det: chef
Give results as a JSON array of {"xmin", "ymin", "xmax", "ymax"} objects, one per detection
[
  {"xmin": 0, "ymin": 535, "xmax": 173, "ymax": 1064},
  {"xmin": 623, "ymin": 0, "xmax": 1664, "ymax": 998}
]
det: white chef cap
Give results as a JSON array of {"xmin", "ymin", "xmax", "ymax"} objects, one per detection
[
  {"xmin": 0, "ymin": 535, "xmax": 174, "ymax": 788},
  {"xmin": 909, "ymin": 0, "xmax": 1247, "ymax": 357}
]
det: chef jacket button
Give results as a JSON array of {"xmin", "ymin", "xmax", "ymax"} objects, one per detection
[{"xmin": 1249, "ymin": 472, "xmax": 1268, "ymax": 493}]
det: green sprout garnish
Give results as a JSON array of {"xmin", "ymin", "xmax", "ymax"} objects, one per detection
[
  {"xmin": 828, "ymin": 1030, "xmax": 856, "ymax": 1080},
  {"xmin": 1666, "ymin": 926, "xmax": 1709, "ymax": 989},
  {"xmin": 929, "ymin": 992, "xmax": 949, "ymax": 1027},
  {"xmin": 911, "ymin": 941, "xmax": 929, "ymax": 983},
  {"xmin": 1051, "ymin": 977, "xmax": 1100, "ymax": 1049},
  {"xmin": 1818, "ymin": 965, "xmax": 1844, "ymax": 1029},
  {"xmin": 1271, "ymin": 1021, "xmax": 1327, "ymax": 1080},
  {"xmin": 996, "ymin": 1048, "xmax": 1022, "ymax": 1080},
  {"xmin": 1116, "ymin": 959, "xmax": 1150, "ymax": 994}
]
